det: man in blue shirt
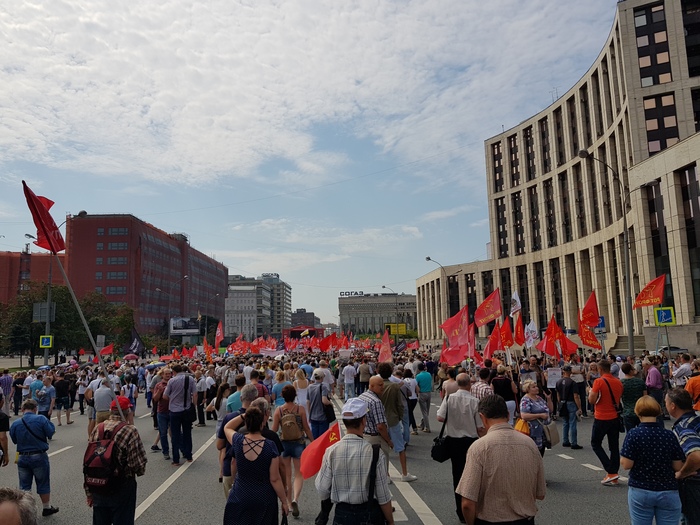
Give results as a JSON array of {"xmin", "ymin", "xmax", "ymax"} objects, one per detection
[
  {"xmin": 9, "ymin": 399, "xmax": 58, "ymax": 516},
  {"xmin": 35, "ymin": 377, "xmax": 56, "ymax": 419},
  {"xmin": 666, "ymin": 387, "xmax": 700, "ymax": 524},
  {"xmin": 29, "ymin": 374, "xmax": 44, "ymax": 402},
  {"xmin": 415, "ymin": 363, "xmax": 433, "ymax": 433}
]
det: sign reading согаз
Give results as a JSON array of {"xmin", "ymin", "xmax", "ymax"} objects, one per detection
[{"xmin": 339, "ymin": 291, "xmax": 364, "ymax": 296}]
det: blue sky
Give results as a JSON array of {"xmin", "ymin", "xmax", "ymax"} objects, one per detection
[{"xmin": 0, "ymin": 0, "xmax": 615, "ymax": 324}]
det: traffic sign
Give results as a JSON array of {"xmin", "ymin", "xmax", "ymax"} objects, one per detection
[
  {"xmin": 654, "ymin": 307, "xmax": 676, "ymax": 327},
  {"xmin": 596, "ymin": 316, "xmax": 606, "ymax": 331},
  {"xmin": 39, "ymin": 335, "xmax": 53, "ymax": 349}
]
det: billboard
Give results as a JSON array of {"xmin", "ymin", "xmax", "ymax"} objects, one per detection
[
  {"xmin": 384, "ymin": 323, "xmax": 407, "ymax": 335},
  {"xmin": 170, "ymin": 317, "xmax": 200, "ymax": 336}
]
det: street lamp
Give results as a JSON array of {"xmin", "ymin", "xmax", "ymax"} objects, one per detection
[
  {"xmin": 201, "ymin": 293, "xmax": 220, "ymax": 346},
  {"xmin": 426, "ymin": 256, "xmax": 448, "ymax": 341},
  {"xmin": 382, "ymin": 285, "xmax": 400, "ymax": 345},
  {"xmin": 579, "ymin": 149, "xmax": 634, "ymax": 356},
  {"xmin": 161, "ymin": 275, "xmax": 189, "ymax": 352}
]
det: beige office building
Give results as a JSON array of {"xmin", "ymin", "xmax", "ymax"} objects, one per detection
[{"xmin": 417, "ymin": 0, "xmax": 700, "ymax": 353}]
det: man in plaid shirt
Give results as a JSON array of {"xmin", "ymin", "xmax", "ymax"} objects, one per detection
[
  {"xmin": 471, "ymin": 368, "xmax": 494, "ymax": 401},
  {"xmin": 85, "ymin": 396, "xmax": 147, "ymax": 524}
]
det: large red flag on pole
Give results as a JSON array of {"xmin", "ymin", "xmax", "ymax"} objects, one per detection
[
  {"xmin": 299, "ymin": 422, "xmax": 341, "ymax": 479},
  {"xmin": 474, "ymin": 289, "xmax": 502, "ymax": 327},
  {"xmin": 578, "ymin": 311, "xmax": 602, "ymax": 350},
  {"xmin": 580, "ymin": 291, "xmax": 600, "ymax": 327},
  {"xmin": 514, "ymin": 313, "xmax": 525, "ymax": 346},
  {"xmin": 22, "ymin": 181, "xmax": 66, "ymax": 254},
  {"xmin": 500, "ymin": 317, "xmax": 514, "ymax": 348},
  {"xmin": 634, "ymin": 274, "xmax": 666, "ymax": 309},
  {"xmin": 378, "ymin": 330, "xmax": 393, "ymax": 363},
  {"xmin": 440, "ymin": 305, "xmax": 469, "ymax": 347},
  {"xmin": 99, "ymin": 343, "xmax": 114, "ymax": 356}
]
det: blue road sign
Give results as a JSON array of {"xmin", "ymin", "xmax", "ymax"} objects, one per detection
[
  {"xmin": 596, "ymin": 316, "xmax": 605, "ymax": 330},
  {"xmin": 654, "ymin": 307, "xmax": 676, "ymax": 327},
  {"xmin": 39, "ymin": 335, "xmax": 53, "ymax": 348}
]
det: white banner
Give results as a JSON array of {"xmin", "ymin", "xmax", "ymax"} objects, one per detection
[{"xmin": 260, "ymin": 348, "xmax": 285, "ymax": 358}]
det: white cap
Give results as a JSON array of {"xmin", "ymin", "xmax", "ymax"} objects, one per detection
[{"xmin": 341, "ymin": 398, "xmax": 368, "ymax": 419}]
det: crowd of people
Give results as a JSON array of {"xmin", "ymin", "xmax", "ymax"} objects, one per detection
[{"xmin": 0, "ymin": 345, "xmax": 698, "ymax": 524}]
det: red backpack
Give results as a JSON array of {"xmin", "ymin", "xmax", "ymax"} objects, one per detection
[{"xmin": 83, "ymin": 422, "xmax": 127, "ymax": 494}]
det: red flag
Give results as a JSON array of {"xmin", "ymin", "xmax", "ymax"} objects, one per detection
[
  {"xmin": 634, "ymin": 274, "xmax": 666, "ymax": 309},
  {"xmin": 561, "ymin": 336, "xmax": 579, "ymax": 356},
  {"xmin": 22, "ymin": 181, "xmax": 66, "ymax": 254},
  {"xmin": 114, "ymin": 359, "xmax": 121, "ymax": 368},
  {"xmin": 440, "ymin": 345, "xmax": 468, "ymax": 366},
  {"xmin": 578, "ymin": 311, "xmax": 602, "ymax": 350},
  {"xmin": 580, "ymin": 291, "xmax": 600, "ymax": 327},
  {"xmin": 215, "ymin": 321, "xmax": 224, "ymax": 350},
  {"xmin": 378, "ymin": 330, "xmax": 392, "ymax": 363},
  {"xmin": 78, "ymin": 348, "xmax": 86, "ymax": 356},
  {"xmin": 99, "ymin": 343, "xmax": 114, "ymax": 356},
  {"xmin": 474, "ymin": 289, "xmax": 502, "ymax": 327},
  {"xmin": 544, "ymin": 315, "xmax": 564, "ymax": 348},
  {"xmin": 152, "ymin": 346, "xmax": 158, "ymax": 355},
  {"xmin": 500, "ymin": 317, "xmax": 514, "ymax": 348},
  {"xmin": 440, "ymin": 305, "xmax": 469, "ymax": 347},
  {"xmin": 92, "ymin": 354, "xmax": 99, "ymax": 364},
  {"xmin": 172, "ymin": 349, "xmax": 180, "ymax": 360},
  {"xmin": 319, "ymin": 333, "xmax": 337, "ymax": 352},
  {"xmin": 514, "ymin": 313, "xmax": 525, "ymax": 346},
  {"xmin": 483, "ymin": 320, "xmax": 503, "ymax": 359},
  {"xmin": 536, "ymin": 333, "xmax": 557, "ymax": 357},
  {"xmin": 467, "ymin": 323, "xmax": 476, "ymax": 358},
  {"xmin": 300, "ymin": 422, "xmax": 341, "ymax": 479}
]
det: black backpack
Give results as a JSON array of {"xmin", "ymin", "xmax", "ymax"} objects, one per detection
[{"xmin": 83, "ymin": 422, "xmax": 127, "ymax": 494}]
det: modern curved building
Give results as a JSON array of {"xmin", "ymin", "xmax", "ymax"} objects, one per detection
[{"xmin": 417, "ymin": 0, "xmax": 700, "ymax": 353}]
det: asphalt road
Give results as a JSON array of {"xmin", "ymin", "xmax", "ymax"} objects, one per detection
[{"xmin": 0, "ymin": 390, "xmax": 632, "ymax": 525}]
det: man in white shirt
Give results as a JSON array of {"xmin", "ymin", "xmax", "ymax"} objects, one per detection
[
  {"xmin": 342, "ymin": 361, "xmax": 357, "ymax": 401},
  {"xmin": 243, "ymin": 361, "xmax": 254, "ymax": 384},
  {"xmin": 672, "ymin": 354, "xmax": 693, "ymax": 387}
]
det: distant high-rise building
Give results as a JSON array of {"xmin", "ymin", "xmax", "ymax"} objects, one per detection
[
  {"xmin": 260, "ymin": 273, "xmax": 292, "ymax": 339},
  {"xmin": 227, "ymin": 275, "xmax": 271, "ymax": 339},
  {"xmin": 291, "ymin": 308, "xmax": 320, "ymax": 328}
]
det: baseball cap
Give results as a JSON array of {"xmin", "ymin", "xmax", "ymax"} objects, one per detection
[
  {"xmin": 341, "ymin": 398, "xmax": 368, "ymax": 419},
  {"xmin": 110, "ymin": 396, "xmax": 132, "ymax": 411},
  {"xmin": 313, "ymin": 369, "xmax": 324, "ymax": 380}
]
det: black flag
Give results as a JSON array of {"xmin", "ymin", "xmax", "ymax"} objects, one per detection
[
  {"xmin": 395, "ymin": 340, "xmax": 407, "ymax": 354},
  {"xmin": 128, "ymin": 327, "xmax": 146, "ymax": 357}
]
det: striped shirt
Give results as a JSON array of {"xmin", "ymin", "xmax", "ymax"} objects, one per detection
[
  {"xmin": 470, "ymin": 380, "xmax": 493, "ymax": 401},
  {"xmin": 672, "ymin": 410, "xmax": 700, "ymax": 480},
  {"xmin": 315, "ymin": 434, "xmax": 392, "ymax": 505},
  {"xmin": 358, "ymin": 390, "xmax": 387, "ymax": 435},
  {"xmin": 456, "ymin": 423, "xmax": 545, "ymax": 522}
]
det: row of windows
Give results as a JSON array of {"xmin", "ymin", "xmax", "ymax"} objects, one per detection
[
  {"xmin": 96, "ymin": 242, "xmax": 128, "ymax": 251},
  {"xmin": 95, "ymin": 257, "xmax": 128, "ymax": 265},
  {"xmin": 95, "ymin": 272, "xmax": 128, "ymax": 280},
  {"xmin": 96, "ymin": 227, "xmax": 129, "ymax": 236},
  {"xmin": 94, "ymin": 286, "xmax": 127, "ymax": 295}
]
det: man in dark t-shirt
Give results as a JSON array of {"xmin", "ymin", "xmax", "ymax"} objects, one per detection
[
  {"xmin": 0, "ymin": 397, "xmax": 9, "ymax": 466},
  {"xmin": 12, "ymin": 373, "xmax": 25, "ymax": 416},
  {"xmin": 53, "ymin": 373, "xmax": 73, "ymax": 426}
]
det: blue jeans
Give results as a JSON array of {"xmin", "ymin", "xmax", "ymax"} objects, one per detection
[
  {"xmin": 591, "ymin": 418, "xmax": 620, "ymax": 475},
  {"xmin": 628, "ymin": 486, "xmax": 681, "ymax": 525},
  {"xmin": 169, "ymin": 410, "xmax": 192, "ymax": 464},
  {"xmin": 310, "ymin": 419, "xmax": 329, "ymax": 439},
  {"xmin": 401, "ymin": 404, "xmax": 410, "ymax": 445},
  {"xmin": 17, "ymin": 452, "xmax": 51, "ymax": 494},
  {"xmin": 344, "ymin": 383, "xmax": 356, "ymax": 401},
  {"xmin": 561, "ymin": 401, "xmax": 578, "ymax": 445},
  {"xmin": 157, "ymin": 412, "xmax": 171, "ymax": 456},
  {"xmin": 92, "ymin": 477, "xmax": 137, "ymax": 525}
]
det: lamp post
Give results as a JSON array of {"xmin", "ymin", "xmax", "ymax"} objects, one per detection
[
  {"xmin": 426, "ymin": 256, "xmax": 449, "ymax": 344},
  {"xmin": 160, "ymin": 275, "xmax": 189, "ymax": 353},
  {"xmin": 202, "ymin": 293, "xmax": 220, "ymax": 347},
  {"xmin": 382, "ymin": 285, "xmax": 400, "ymax": 345},
  {"xmin": 578, "ymin": 150, "xmax": 634, "ymax": 356}
]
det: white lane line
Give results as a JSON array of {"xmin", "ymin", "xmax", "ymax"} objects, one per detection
[
  {"xmin": 619, "ymin": 476, "xmax": 628, "ymax": 482},
  {"xmin": 48, "ymin": 446, "xmax": 73, "ymax": 457},
  {"xmin": 134, "ymin": 433, "xmax": 217, "ymax": 521},
  {"xmin": 388, "ymin": 463, "xmax": 442, "ymax": 525},
  {"xmin": 138, "ymin": 412, "xmax": 152, "ymax": 419},
  {"xmin": 582, "ymin": 463, "xmax": 604, "ymax": 471},
  {"xmin": 557, "ymin": 454, "xmax": 574, "ymax": 460},
  {"xmin": 393, "ymin": 500, "xmax": 408, "ymax": 522}
]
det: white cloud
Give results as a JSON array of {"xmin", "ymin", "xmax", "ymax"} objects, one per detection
[
  {"xmin": 420, "ymin": 205, "xmax": 473, "ymax": 222},
  {"xmin": 469, "ymin": 218, "xmax": 489, "ymax": 228}
]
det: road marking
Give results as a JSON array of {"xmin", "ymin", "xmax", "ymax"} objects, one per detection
[
  {"xmin": 388, "ymin": 463, "xmax": 442, "ymax": 525},
  {"xmin": 393, "ymin": 500, "xmax": 408, "ymax": 522},
  {"xmin": 138, "ymin": 412, "xmax": 152, "ymax": 419},
  {"xmin": 582, "ymin": 463, "xmax": 604, "ymax": 471},
  {"xmin": 134, "ymin": 433, "xmax": 217, "ymax": 521},
  {"xmin": 619, "ymin": 476, "xmax": 628, "ymax": 482},
  {"xmin": 557, "ymin": 454, "xmax": 574, "ymax": 460},
  {"xmin": 48, "ymin": 446, "xmax": 73, "ymax": 457}
]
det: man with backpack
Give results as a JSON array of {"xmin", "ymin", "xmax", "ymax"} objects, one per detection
[{"xmin": 84, "ymin": 396, "xmax": 147, "ymax": 525}]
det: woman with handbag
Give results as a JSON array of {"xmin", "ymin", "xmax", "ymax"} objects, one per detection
[{"xmin": 519, "ymin": 379, "xmax": 553, "ymax": 456}]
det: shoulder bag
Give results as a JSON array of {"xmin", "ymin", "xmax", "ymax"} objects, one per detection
[
  {"xmin": 368, "ymin": 444, "xmax": 388, "ymax": 524},
  {"xmin": 514, "ymin": 417, "xmax": 530, "ymax": 436},
  {"xmin": 602, "ymin": 378, "xmax": 625, "ymax": 433},
  {"xmin": 321, "ymin": 386, "xmax": 336, "ymax": 423},
  {"xmin": 431, "ymin": 400, "xmax": 450, "ymax": 462}
]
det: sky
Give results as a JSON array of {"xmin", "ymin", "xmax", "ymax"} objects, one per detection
[{"xmin": 0, "ymin": 0, "xmax": 616, "ymax": 325}]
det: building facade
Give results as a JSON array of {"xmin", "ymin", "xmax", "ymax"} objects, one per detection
[
  {"xmin": 65, "ymin": 214, "xmax": 228, "ymax": 334},
  {"xmin": 227, "ymin": 275, "xmax": 271, "ymax": 339},
  {"xmin": 291, "ymin": 308, "xmax": 321, "ymax": 328},
  {"xmin": 339, "ymin": 293, "xmax": 417, "ymax": 336},
  {"xmin": 0, "ymin": 249, "xmax": 65, "ymax": 304},
  {"xmin": 260, "ymin": 273, "xmax": 292, "ymax": 339},
  {"xmin": 417, "ymin": 0, "xmax": 700, "ymax": 353}
]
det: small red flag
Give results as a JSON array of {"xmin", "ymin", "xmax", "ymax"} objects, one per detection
[
  {"xmin": 22, "ymin": 181, "xmax": 66, "ymax": 254},
  {"xmin": 578, "ymin": 310, "xmax": 602, "ymax": 350},
  {"xmin": 92, "ymin": 355, "xmax": 99, "ymax": 364},
  {"xmin": 152, "ymin": 346, "xmax": 158, "ymax": 355},
  {"xmin": 378, "ymin": 330, "xmax": 392, "ymax": 363},
  {"xmin": 215, "ymin": 321, "xmax": 224, "ymax": 350},
  {"xmin": 634, "ymin": 274, "xmax": 666, "ymax": 309},
  {"xmin": 99, "ymin": 343, "xmax": 114, "ymax": 356},
  {"xmin": 580, "ymin": 291, "xmax": 600, "ymax": 327},
  {"xmin": 514, "ymin": 313, "xmax": 525, "ymax": 346},
  {"xmin": 474, "ymin": 289, "xmax": 502, "ymax": 328},
  {"xmin": 78, "ymin": 348, "xmax": 86, "ymax": 356},
  {"xmin": 483, "ymin": 320, "xmax": 503, "ymax": 359},
  {"xmin": 500, "ymin": 317, "xmax": 514, "ymax": 348},
  {"xmin": 300, "ymin": 422, "xmax": 341, "ymax": 479}
]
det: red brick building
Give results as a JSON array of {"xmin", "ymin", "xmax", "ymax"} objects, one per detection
[
  {"xmin": 0, "ymin": 251, "xmax": 65, "ymax": 304},
  {"xmin": 62, "ymin": 214, "xmax": 228, "ymax": 334}
]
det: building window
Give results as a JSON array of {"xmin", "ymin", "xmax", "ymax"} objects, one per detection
[
  {"xmin": 95, "ymin": 272, "xmax": 102, "ymax": 280},
  {"xmin": 492, "ymin": 142, "xmax": 504, "ymax": 193},
  {"xmin": 637, "ymin": 35, "xmax": 649, "ymax": 47},
  {"xmin": 108, "ymin": 242, "xmax": 128, "ymax": 250},
  {"xmin": 97, "ymin": 228, "xmax": 104, "ymax": 236},
  {"xmin": 106, "ymin": 271, "xmax": 127, "ymax": 280},
  {"xmin": 96, "ymin": 257, "xmax": 103, "ymax": 265},
  {"xmin": 106, "ymin": 286, "xmax": 126, "ymax": 295},
  {"xmin": 679, "ymin": 164, "xmax": 700, "ymax": 315},
  {"xmin": 635, "ymin": 3, "xmax": 671, "ymax": 87},
  {"xmin": 108, "ymin": 227, "xmax": 129, "ymax": 235},
  {"xmin": 644, "ymin": 93, "xmax": 679, "ymax": 155},
  {"xmin": 96, "ymin": 242, "xmax": 103, "ymax": 251},
  {"xmin": 107, "ymin": 257, "xmax": 128, "ymax": 265},
  {"xmin": 95, "ymin": 287, "xmax": 102, "ymax": 293}
]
